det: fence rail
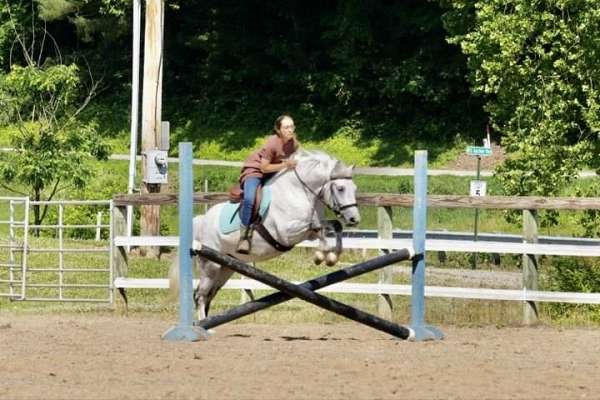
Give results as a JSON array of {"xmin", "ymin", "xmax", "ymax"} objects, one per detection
[
  {"xmin": 113, "ymin": 232, "xmax": 600, "ymax": 304},
  {"xmin": 107, "ymin": 153, "xmax": 598, "ymax": 178},
  {"xmin": 113, "ymin": 277, "xmax": 600, "ymax": 305},
  {"xmin": 114, "ymin": 192, "xmax": 600, "ymax": 210},
  {"xmin": 113, "ymin": 235, "xmax": 600, "ymax": 258},
  {"xmin": 112, "ymin": 187, "xmax": 600, "ymax": 325}
]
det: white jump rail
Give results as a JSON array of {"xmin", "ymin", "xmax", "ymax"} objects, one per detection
[{"xmin": 113, "ymin": 235, "xmax": 600, "ymax": 304}]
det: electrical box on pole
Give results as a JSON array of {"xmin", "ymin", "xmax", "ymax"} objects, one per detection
[
  {"xmin": 142, "ymin": 121, "xmax": 170, "ymax": 184},
  {"xmin": 142, "ymin": 150, "xmax": 168, "ymax": 184}
]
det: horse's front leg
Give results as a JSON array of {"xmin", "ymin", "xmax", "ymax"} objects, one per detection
[{"xmin": 313, "ymin": 220, "xmax": 343, "ymax": 266}]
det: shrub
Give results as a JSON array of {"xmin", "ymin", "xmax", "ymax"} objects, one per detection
[{"xmin": 543, "ymin": 257, "xmax": 600, "ymax": 322}]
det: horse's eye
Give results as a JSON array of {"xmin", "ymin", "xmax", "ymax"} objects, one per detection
[{"xmin": 337, "ymin": 186, "xmax": 345, "ymax": 192}]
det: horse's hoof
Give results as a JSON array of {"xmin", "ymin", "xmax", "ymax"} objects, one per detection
[
  {"xmin": 325, "ymin": 252, "xmax": 338, "ymax": 266},
  {"xmin": 313, "ymin": 250, "xmax": 325, "ymax": 265}
]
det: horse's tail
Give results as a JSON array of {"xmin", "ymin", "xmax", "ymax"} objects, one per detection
[
  {"xmin": 167, "ymin": 250, "xmax": 201, "ymax": 303},
  {"xmin": 167, "ymin": 254, "xmax": 181, "ymax": 303},
  {"xmin": 167, "ymin": 215, "xmax": 204, "ymax": 303}
]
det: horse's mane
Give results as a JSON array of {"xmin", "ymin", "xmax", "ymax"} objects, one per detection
[
  {"xmin": 269, "ymin": 149, "xmax": 338, "ymax": 183},
  {"xmin": 293, "ymin": 149, "xmax": 338, "ymax": 168}
]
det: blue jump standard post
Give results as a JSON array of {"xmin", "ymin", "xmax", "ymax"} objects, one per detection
[
  {"xmin": 162, "ymin": 142, "xmax": 209, "ymax": 342},
  {"xmin": 409, "ymin": 150, "xmax": 444, "ymax": 341}
]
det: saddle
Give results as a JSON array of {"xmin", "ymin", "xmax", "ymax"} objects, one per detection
[
  {"xmin": 227, "ymin": 183, "xmax": 263, "ymax": 223},
  {"xmin": 219, "ymin": 185, "xmax": 271, "ymax": 235},
  {"xmin": 227, "ymin": 183, "xmax": 243, "ymax": 203},
  {"xmin": 223, "ymin": 183, "xmax": 293, "ymax": 252}
]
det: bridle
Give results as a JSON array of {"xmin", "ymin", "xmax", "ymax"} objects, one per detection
[
  {"xmin": 293, "ymin": 168, "xmax": 358, "ymax": 219},
  {"xmin": 327, "ymin": 181, "xmax": 359, "ymax": 215}
]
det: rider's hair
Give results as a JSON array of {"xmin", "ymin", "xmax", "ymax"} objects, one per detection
[{"xmin": 272, "ymin": 114, "xmax": 293, "ymax": 137}]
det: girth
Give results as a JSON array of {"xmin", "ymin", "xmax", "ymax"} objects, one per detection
[{"xmin": 253, "ymin": 222, "xmax": 294, "ymax": 252}]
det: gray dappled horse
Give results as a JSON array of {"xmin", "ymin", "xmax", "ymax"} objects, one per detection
[{"xmin": 172, "ymin": 150, "xmax": 361, "ymax": 321}]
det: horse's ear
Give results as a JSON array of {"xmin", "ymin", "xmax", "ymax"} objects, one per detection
[
  {"xmin": 347, "ymin": 164, "xmax": 355, "ymax": 177},
  {"xmin": 330, "ymin": 161, "xmax": 343, "ymax": 179},
  {"xmin": 330, "ymin": 161, "xmax": 353, "ymax": 179}
]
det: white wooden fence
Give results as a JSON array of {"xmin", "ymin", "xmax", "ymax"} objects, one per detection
[
  {"xmin": 113, "ymin": 234, "xmax": 600, "ymax": 305},
  {"xmin": 112, "ymin": 191, "xmax": 600, "ymax": 323}
]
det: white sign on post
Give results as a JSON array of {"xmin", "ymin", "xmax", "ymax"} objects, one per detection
[{"xmin": 470, "ymin": 180, "xmax": 487, "ymax": 197}]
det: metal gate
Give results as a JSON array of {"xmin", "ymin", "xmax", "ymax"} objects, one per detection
[
  {"xmin": 0, "ymin": 198, "xmax": 113, "ymax": 303},
  {"xmin": 0, "ymin": 197, "xmax": 29, "ymax": 300}
]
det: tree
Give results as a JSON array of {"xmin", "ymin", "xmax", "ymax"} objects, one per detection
[
  {"xmin": 162, "ymin": 0, "xmax": 485, "ymax": 157},
  {"xmin": 442, "ymin": 0, "xmax": 600, "ymax": 199},
  {"xmin": 0, "ymin": 0, "xmax": 109, "ymax": 232}
]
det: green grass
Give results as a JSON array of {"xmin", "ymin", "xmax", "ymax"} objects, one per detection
[{"xmin": 2, "ymin": 238, "xmax": 598, "ymax": 328}]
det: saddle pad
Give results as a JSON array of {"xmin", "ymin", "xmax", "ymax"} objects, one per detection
[{"xmin": 219, "ymin": 186, "xmax": 272, "ymax": 234}]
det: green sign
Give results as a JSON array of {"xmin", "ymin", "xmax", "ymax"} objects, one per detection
[{"xmin": 466, "ymin": 146, "xmax": 492, "ymax": 156}]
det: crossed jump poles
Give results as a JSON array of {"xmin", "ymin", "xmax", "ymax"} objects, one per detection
[{"xmin": 162, "ymin": 143, "xmax": 443, "ymax": 342}]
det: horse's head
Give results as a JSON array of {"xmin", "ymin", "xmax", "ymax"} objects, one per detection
[
  {"xmin": 326, "ymin": 161, "xmax": 361, "ymax": 226},
  {"xmin": 291, "ymin": 150, "xmax": 361, "ymax": 227}
]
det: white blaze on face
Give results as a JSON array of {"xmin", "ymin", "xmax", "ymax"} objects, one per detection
[{"xmin": 332, "ymin": 179, "xmax": 361, "ymax": 226}]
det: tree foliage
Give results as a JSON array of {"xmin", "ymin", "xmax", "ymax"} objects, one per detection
[
  {"xmin": 0, "ymin": 0, "xmax": 109, "ymax": 229},
  {"xmin": 442, "ymin": 0, "xmax": 600, "ymax": 198},
  {"xmin": 162, "ymin": 0, "xmax": 484, "ymax": 148},
  {"xmin": 3, "ymin": 1, "xmax": 598, "ymax": 198},
  {"xmin": 1, "ymin": 1, "xmax": 486, "ymax": 166}
]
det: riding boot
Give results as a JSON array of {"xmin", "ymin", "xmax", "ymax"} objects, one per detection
[{"xmin": 236, "ymin": 224, "xmax": 253, "ymax": 254}]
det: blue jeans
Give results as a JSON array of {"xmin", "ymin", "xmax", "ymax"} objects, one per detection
[{"xmin": 241, "ymin": 177, "xmax": 261, "ymax": 227}]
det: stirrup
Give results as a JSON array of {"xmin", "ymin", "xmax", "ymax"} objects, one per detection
[
  {"xmin": 237, "ymin": 225, "xmax": 253, "ymax": 254},
  {"xmin": 237, "ymin": 238, "xmax": 251, "ymax": 254}
]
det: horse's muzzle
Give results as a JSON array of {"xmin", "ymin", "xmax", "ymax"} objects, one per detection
[{"xmin": 346, "ymin": 216, "xmax": 360, "ymax": 226}]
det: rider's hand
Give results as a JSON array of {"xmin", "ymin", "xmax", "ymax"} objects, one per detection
[{"xmin": 285, "ymin": 159, "xmax": 297, "ymax": 169}]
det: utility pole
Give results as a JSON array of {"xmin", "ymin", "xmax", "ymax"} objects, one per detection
[{"xmin": 140, "ymin": 0, "xmax": 164, "ymax": 257}]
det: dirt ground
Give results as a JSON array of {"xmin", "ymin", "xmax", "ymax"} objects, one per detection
[{"xmin": 2, "ymin": 314, "xmax": 600, "ymax": 400}]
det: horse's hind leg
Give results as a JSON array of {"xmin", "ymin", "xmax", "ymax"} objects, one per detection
[{"xmin": 193, "ymin": 256, "xmax": 234, "ymax": 321}]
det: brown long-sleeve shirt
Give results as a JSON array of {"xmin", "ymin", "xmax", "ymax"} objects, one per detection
[{"xmin": 239, "ymin": 134, "xmax": 298, "ymax": 184}]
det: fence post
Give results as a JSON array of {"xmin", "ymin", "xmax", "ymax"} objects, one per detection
[
  {"xmin": 203, "ymin": 178, "xmax": 208, "ymax": 214},
  {"xmin": 377, "ymin": 206, "xmax": 393, "ymax": 319},
  {"xmin": 96, "ymin": 211, "xmax": 103, "ymax": 240},
  {"xmin": 523, "ymin": 209, "xmax": 539, "ymax": 324},
  {"xmin": 112, "ymin": 204, "xmax": 129, "ymax": 313}
]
